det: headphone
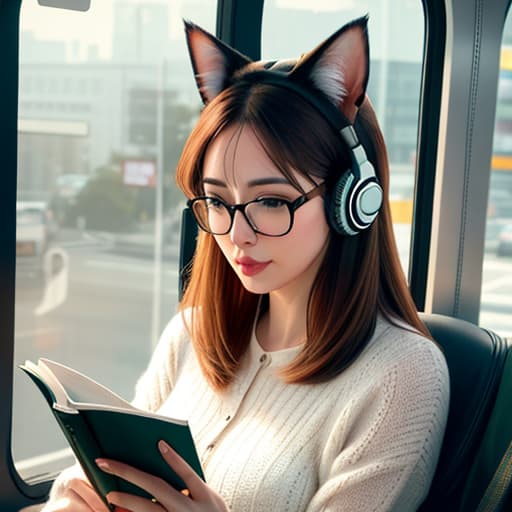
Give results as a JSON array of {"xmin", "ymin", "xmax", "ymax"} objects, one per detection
[{"xmin": 239, "ymin": 70, "xmax": 383, "ymax": 236}]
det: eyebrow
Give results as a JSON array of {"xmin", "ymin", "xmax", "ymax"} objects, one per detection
[{"xmin": 202, "ymin": 177, "xmax": 292, "ymax": 187}]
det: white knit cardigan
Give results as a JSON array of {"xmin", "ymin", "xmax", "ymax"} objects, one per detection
[{"xmin": 46, "ymin": 311, "xmax": 450, "ymax": 512}]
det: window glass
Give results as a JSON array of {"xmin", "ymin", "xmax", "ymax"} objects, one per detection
[
  {"xmin": 479, "ymin": 13, "xmax": 512, "ymax": 338},
  {"xmin": 262, "ymin": 0, "xmax": 424, "ymax": 274},
  {"xmin": 14, "ymin": 0, "xmax": 216, "ymax": 481}
]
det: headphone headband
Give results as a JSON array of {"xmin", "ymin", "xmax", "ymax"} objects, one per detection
[{"xmin": 239, "ymin": 70, "xmax": 352, "ymax": 133}]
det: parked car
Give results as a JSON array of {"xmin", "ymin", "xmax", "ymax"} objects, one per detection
[
  {"xmin": 485, "ymin": 189, "xmax": 512, "ymax": 252},
  {"xmin": 55, "ymin": 173, "xmax": 89, "ymax": 202},
  {"xmin": 497, "ymin": 224, "xmax": 512, "ymax": 257},
  {"xmin": 50, "ymin": 173, "xmax": 90, "ymax": 225},
  {"xmin": 16, "ymin": 201, "xmax": 57, "ymax": 277},
  {"xmin": 487, "ymin": 189, "xmax": 512, "ymax": 218},
  {"xmin": 485, "ymin": 217, "xmax": 512, "ymax": 252}
]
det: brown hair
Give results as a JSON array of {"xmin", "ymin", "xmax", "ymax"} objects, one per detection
[{"xmin": 176, "ymin": 81, "xmax": 430, "ymax": 390}]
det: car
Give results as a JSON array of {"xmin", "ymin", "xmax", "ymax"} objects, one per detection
[
  {"xmin": 55, "ymin": 173, "xmax": 89, "ymax": 202},
  {"xmin": 485, "ymin": 217, "xmax": 511, "ymax": 252},
  {"xmin": 16, "ymin": 201, "xmax": 57, "ymax": 278},
  {"xmin": 485, "ymin": 189, "xmax": 512, "ymax": 252},
  {"xmin": 50, "ymin": 173, "xmax": 90, "ymax": 224},
  {"xmin": 497, "ymin": 223, "xmax": 512, "ymax": 256},
  {"xmin": 487, "ymin": 188, "xmax": 512, "ymax": 218}
]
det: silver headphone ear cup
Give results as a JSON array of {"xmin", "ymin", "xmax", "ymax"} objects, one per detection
[
  {"xmin": 329, "ymin": 172, "xmax": 359, "ymax": 236},
  {"xmin": 355, "ymin": 181, "xmax": 383, "ymax": 226}
]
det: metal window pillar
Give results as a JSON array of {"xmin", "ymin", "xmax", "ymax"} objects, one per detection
[{"xmin": 425, "ymin": 0, "xmax": 510, "ymax": 323}]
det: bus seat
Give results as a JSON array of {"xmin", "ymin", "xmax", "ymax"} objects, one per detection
[
  {"xmin": 418, "ymin": 313, "xmax": 510, "ymax": 511},
  {"xmin": 459, "ymin": 346, "xmax": 512, "ymax": 511}
]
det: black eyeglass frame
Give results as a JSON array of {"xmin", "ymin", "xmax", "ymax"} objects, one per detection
[{"xmin": 187, "ymin": 182, "xmax": 326, "ymax": 237}]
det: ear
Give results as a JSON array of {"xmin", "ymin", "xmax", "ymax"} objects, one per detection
[
  {"xmin": 184, "ymin": 20, "xmax": 252, "ymax": 104},
  {"xmin": 290, "ymin": 15, "xmax": 369, "ymax": 123}
]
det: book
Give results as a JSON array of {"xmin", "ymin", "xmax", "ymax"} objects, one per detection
[{"xmin": 19, "ymin": 358, "xmax": 204, "ymax": 510}]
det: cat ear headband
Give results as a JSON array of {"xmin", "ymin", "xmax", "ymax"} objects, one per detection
[{"xmin": 184, "ymin": 16, "xmax": 383, "ymax": 236}]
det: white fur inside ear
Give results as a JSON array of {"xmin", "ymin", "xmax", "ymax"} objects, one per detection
[
  {"xmin": 193, "ymin": 37, "xmax": 228, "ymax": 102},
  {"xmin": 310, "ymin": 40, "xmax": 348, "ymax": 106}
]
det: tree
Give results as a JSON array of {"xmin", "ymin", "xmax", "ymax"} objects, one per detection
[{"xmin": 73, "ymin": 167, "xmax": 138, "ymax": 232}]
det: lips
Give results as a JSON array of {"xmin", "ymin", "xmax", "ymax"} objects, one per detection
[{"xmin": 235, "ymin": 256, "xmax": 271, "ymax": 276}]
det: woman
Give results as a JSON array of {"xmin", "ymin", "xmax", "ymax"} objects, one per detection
[{"xmin": 43, "ymin": 16, "xmax": 449, "ymax": 512}]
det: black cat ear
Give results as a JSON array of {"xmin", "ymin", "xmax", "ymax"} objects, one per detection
[
  {"xmin": 290, "ymin": 15, "xmax": 370, "ymax": 123},
  {"xmin": 184, "ymin": 20, "xmax": 252, "ymax": 104}
]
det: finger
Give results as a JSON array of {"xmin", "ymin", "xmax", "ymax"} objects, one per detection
[
  {"xmin": 96, "ymin": 459, "xmax": 188, "ymax": 510},
  {"xmin": 44, "ymin": 488, "xmax": 94, "ymax": 512},
  {"xmin": 158, "ymin": 440, "xmax": 205, "ymax": 499},
  {"xmin": 106, "ymin": 491, "xmax": 164, "ymax": 512},
  {"xmin": 68, "ymin": 477, "xmax": 109, "ymax": 512}
]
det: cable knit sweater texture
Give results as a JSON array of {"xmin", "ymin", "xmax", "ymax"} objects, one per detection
[{"xmin": 46, "ymin": 311, "xmax": 449, "ymax": 512}]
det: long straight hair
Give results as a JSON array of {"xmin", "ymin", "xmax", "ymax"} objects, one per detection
[{"xmin": 176, "ymin": 81, "xmax": 430, "ymax": 390}]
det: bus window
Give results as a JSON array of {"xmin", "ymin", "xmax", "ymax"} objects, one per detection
[
  {"xmin": 14, "ymin": 0, "xmax": 216, "ymax": 483},
  {"xmin": 261, "ymin": 0, "xmax": 424, "ymax": 275},
  {"xmin": 480, "ymin": 11, "xmax": 512, "ymax": 338}
]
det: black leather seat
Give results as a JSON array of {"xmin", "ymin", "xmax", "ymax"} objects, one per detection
[{"xmin": 418, "ymin": 313, "xmax": 509, "ymax": 511}]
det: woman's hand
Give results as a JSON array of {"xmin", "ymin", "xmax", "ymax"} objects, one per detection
[
  {"xmin": 41, "ymin": 475, "xmax": 110, "ymax": 512},
  {"xmin": 41, "ymin": 463, "xmax": 122, "ymax": 512},
  {"xmin": 96, "ymin": 440, "xmax": 229, "ymax": 512}
]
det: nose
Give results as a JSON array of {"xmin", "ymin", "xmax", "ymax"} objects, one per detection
[{"xmin": 229, "ymin": 209, "xmax": 257, "ymax": 247}]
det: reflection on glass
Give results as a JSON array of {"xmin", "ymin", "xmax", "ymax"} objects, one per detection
[
  {"xmin": 262, "ymin": 0, "xmax": 424, "ymax": 275},
  {"xmin": 480, "ymin": 15, "xmax": 512, "ymax": 338},
  {"xmin": 14, "ymin": 0, "xmax": 216, "ymax": 480}
]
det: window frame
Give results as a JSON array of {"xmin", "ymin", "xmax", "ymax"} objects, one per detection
[
  {"xmin": 0, "ymin": 0, "xmax": 39, "ymax": 509},
  {"xmin": 423, "ymin": 0, "xmax": 512, "ymax": 322},
  {"xmin": 409, "ymin": 0, "xmax": 446, "ymax": 310}
]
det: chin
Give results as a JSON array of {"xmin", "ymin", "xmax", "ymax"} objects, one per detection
[
  {"xmin": 237, "ymin": 277, "xmax": 272, "ymax": 295},
  {"xmin": 236, "ymin": 272, "xmax": 296, "ymax": 295},
  {"xmin": 232, "ymin": 269, "xmax": 271, "ymax": 294}
]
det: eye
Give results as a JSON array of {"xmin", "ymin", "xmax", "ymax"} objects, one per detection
[
  {"xmin": 258, "ymin": 197, "xmax": 288, "ymax": 209},
  {"xmin": 205, "ymin": 197, "xmax": 225, "ymax": 209}
]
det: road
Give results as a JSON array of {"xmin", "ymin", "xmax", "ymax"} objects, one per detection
[{"xmin": 10, "ymin": 226, "xmax": 512, "ymax": 474}]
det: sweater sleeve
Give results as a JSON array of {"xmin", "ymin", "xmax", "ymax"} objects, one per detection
[
  {"xmin": 306, "ymin": 337, "xmax": 450, "ymax": 512},
  {"xmin": 130, "ymin": 311, "xmax": 189, "ymax": 412}
]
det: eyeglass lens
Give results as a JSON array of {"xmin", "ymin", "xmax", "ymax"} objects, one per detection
[{"xmin": 191, "ymin": 198, "xmax": 292, "ymax": 236}]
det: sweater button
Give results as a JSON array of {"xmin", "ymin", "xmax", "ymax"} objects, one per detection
[
  {"xmin": 206, "ymin": 443, "xmax": 215, "ymax": 450},
  {"xmin": 225, "ymin": 415, "xmax": 231, "ymax": 421}
]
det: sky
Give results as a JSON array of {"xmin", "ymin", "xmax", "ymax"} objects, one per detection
[
  {"xmin": 21, "ymin": 0, "xmax": 358, "ymax": 53},
  {"xmin": 20, "ymin": 0, "xmax": 422, "ymax": 63},
  {"xmin": 21, "ymin": 0, "xmax": 115, "ymax": 59}
]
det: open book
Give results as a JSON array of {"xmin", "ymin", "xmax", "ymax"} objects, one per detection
[{"xmin": 20, "ymin": 358, "xmax": 204, "ymax": 509}]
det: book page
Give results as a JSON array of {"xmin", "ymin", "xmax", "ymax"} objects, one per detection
[
  {"xmin": 23, "ymin": 359, "xmax": 71, "ymax": 408},
  {"xmin": 39, "ymin": 359, "xmax": 135, "ymax": 410}
]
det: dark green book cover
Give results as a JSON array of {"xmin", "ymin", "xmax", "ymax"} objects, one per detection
[{"xmin": 19, "ymin": 359, "xmax": 204, "ymax": 509}]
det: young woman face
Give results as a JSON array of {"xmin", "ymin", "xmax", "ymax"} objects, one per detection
[{"xmin": 201, "ymin": 123, "xmax": 331, "ymax": 296}]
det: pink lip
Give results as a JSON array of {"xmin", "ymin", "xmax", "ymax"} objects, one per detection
[{"xmin": 235, "ymin": 257, "xmax": 271, "ymax": 276}]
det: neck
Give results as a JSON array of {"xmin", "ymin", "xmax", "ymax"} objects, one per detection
[
  {"xmin": 255, "ymin": 236, "xmax": 328, "ymax": 352},
  {"xmin": 258, "ymin": 295, "xmax": 308, "ymax": 352},
  {"xmin": 256, "ymin": 261, "xmax": 319, "ymax": 352}
]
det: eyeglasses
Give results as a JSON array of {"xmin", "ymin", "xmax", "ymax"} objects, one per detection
[{"xmin": 187, "ymin": 182, "xmax": 326, "ymax": 237}]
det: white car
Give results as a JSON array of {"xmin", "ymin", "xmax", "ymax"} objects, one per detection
[{"xmin": 16, "ymin": 201, "xmax": 57, "ymax": 278}]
